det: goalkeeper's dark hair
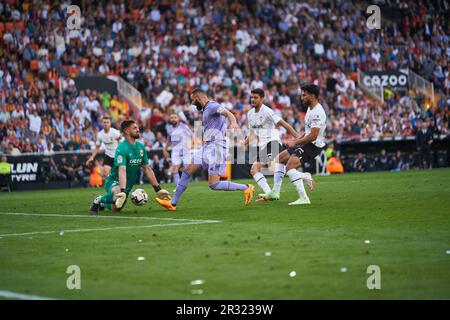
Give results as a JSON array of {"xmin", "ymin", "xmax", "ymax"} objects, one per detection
[
  {"xmin": 301, "ymin": 84, "xmax": 320, "ymax": 98},
  {"xmin": 120, "ymin": 119, "xmax": 136, "ymax": 133},
  {"xmin": 251, "ymin": 88, "xmax": 265, "ymax": 98}
]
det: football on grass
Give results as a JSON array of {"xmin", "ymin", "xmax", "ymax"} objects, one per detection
[{"xmin": 131, "ymin": 188, "xmax": 148, "ymax": 206}]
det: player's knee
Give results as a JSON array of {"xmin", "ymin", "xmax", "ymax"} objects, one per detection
[
  {"xmin": 250, "ymin": 164, "xmax": 260, "ymax": 176},
  {"xmin": 286, "ymin": 158, "xmax": 301, "ymax": 171},
  {"xmin": 279, "ymin": 152, "xmax": 289, "ymax": 164},
  {"xmin": 208, "ymin": 182, "xmax": 220, "ymax": 190},
  {"xmin": 187, "ymin": 164, "xmax": 198, "ymax": 174}
]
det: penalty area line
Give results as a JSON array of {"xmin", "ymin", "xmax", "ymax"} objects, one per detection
[
  {"xmin": 0, "ymin": 212, "xmax": 222, "ymax": 223},
  {"xmin": 0, "ymin": 290, "xmax": 57, "ymax": 300},
  {"xmin": 0, "ymin": 220, "xmax": 221, "ymax": 238}
]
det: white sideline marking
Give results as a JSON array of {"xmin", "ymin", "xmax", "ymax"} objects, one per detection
[
  {"xmin": 0, "ymin": 290, "xmax": 56, "ymax": 300},
  {"xmin": 0, "ymin": 212, "xmax": 222, "ymax": 238},
  {"xmin": 0, "ymin": 212, "xmax": 221, "ymax": 223},
  {"xmin": 0, "ymin": 221, "xmax": 220, "ymax": 238}
]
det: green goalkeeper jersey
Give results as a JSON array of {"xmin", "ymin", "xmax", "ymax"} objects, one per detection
[{"xmin": 105, "ymin": 140, "xmax": 149, "ymax": 192}]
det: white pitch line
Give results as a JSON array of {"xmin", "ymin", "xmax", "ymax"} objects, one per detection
[
  {"xmin": 0, "ymin": 220, "xmax": 220, "ymax": 238},
  {"xmin": 0, "ymin": 290, "xmax": 56, "ymax": 300},
  {"xmin": 0, "ymin": 212, "xmax": 221, "ymax": 223}
]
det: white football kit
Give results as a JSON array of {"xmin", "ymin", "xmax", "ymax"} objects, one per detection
[
  {"xmin": 96, "ymin": 128, "xmax": 121, "ymax": 159},
  {"xmin": 304, "ymin": 103, "xmax": 326, "ymax": 148}
]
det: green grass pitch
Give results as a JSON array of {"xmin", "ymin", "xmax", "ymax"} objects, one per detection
[{"xmin": 0, "ymin": 169, "xmax": 449, "ymax": 299}]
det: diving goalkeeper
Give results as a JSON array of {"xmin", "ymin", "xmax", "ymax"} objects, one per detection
[{"xmin": 89, "ymin": 119, "xmax": 170, "ymax": 214}]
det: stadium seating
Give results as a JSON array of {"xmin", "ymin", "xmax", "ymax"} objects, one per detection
[{"xmin": 0, "ymin": 1, "xmax": 448, "ymax": 178}]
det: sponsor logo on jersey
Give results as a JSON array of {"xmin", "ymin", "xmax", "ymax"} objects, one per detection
[
  {"xmin": 129, "ymin": 159, "xmax": 143, "ymax": 165},
  {"xmin": 140, "ymin": 149, "xmax": 143, "ymax": 156}
]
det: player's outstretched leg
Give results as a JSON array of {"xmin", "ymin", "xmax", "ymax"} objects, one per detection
[
  {"xmin": 156, "ymin": 164, "xmax": 198, "ymax": 211},
  {"xmin": 285, "ymin": 155, "xmax": 312, "ymax": 205},
  {"xmin": 251, "ymin": 163, "xmax": 271, "ymax": 194},
  {"xmin": 243, "ymin": 184, "xmax": 255, "ymax": 205},
  {"xmin": 90, "ymin": 196, "xmax": 102, "ymax": 215},
  {"xmin": 208, "ymin": 176, "xmax": 254, "ymax": 206},
  {"xmin": 170, "ymin": 165, "xmax": 180, "ymax": 190},
  {"xmin": 271, "ymin": 162, "xmax": 286, "ymax": 199},
  {"xmin": 259, "ymin": 150, "xmax": 289, "ymax": 201},
  {"xmin": 251, "ymin": 162, "xmax": 272, "ymax": 202},
  {"xmin": 90, "ymin": 182, "xmax": 127, "ymax": 214},
  {"xmin": 90, "ymin": 191, "xmax": 115, "ymax": 214},
  {"xmin": 90, "ymin": 193, "xmax": 118, "ymax": 214}
]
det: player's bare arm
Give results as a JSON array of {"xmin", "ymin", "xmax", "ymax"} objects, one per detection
[
  {"xmin": 286, "ymin": 127, "xmax": 320, "ymax": 149},
  {"xmin": 142, "ymin": 165, "xmax": 159, "ymax": 189},
  {"xmin": 243, "ymin": 126, "xmax": 254, "ymax": 147},
  {"xmin": 220, "ymin": 108, "xmax": 240, "ymax": 130},
  {"xmin": 278, "ymin": 119, "xmax": 300, "ymax": 138},
  {"xmin": 110, "ymin": 165, "xmax": 127, "ymax": 211},
  {"xmin": 118, "ymin": 165, "xmax": 127, "ymax": 191},
  {"xmin": 86, "ymin": 145, "xmax": 101, "ymax": 166},
  {"xmin": 163, "ymin": 140, "xmax": 171, "ymax": 159}
]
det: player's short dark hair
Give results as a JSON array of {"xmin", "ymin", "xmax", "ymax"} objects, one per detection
[
  {"xmin": 301, "ymin": 84, "xmax": 320, "ymax": 98},
  {"xmin": 190, "ymin": 87, "xmax": 205, "ymax": 96},
  {"xmin": 251, "ymin": 88, "xmax": 265, "ymax": 98},
  {"xmin": 102, "ymin": 115, "xmax": 112, "ymax": 121},
  {"xmin": 120, "ymin": 120, "xmax": 136, "ymax": 133}
]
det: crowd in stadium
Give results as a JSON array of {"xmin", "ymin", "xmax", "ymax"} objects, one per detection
[{"xmin": 0, "ymin": 1, "xmax": 448, "ymax": 173}]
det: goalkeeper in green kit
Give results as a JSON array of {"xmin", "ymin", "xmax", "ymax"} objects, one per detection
[{"xmin": 89, "ymin": 120, "xmax": 170, "ymax": 214}]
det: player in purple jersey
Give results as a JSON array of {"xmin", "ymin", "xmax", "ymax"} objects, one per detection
[
  {"xmin": 164, "ymin": 114, "xmax": 193, "ymax": 186},
  {"xmin": 156, "ymin": 88, "xmax": 254, "ymax": 211}
]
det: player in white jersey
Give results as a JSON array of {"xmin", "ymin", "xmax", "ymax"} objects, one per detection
[
  {"xmin": 86, "ymin": 116, "xmax": 122, "ymax": 177},
  {"xmin": 275, "ymin": 84, "xmax": 327, "ymax": 205},
  {"xmin": 243, "ymin": 88, "xmax": 298, "ymax": 202},
  {"xmin": 163, "ymin": 113, "xmax": 193, "ymax": 186}
]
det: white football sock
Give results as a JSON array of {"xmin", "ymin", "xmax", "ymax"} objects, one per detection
[
  {"xmin": 272, "ymin": 163, "xmax": 286, "ymax": 193},
  {"xmin": 286, "ymin": 169, "xmax": 307, "ymax": 199},
  {"xmin": 295, "ymin": 170, "xmax": 311, "ymax": 180},
  {"xmin": 253, "ymin": 172, "xmax": 271, "ymax": 194}
]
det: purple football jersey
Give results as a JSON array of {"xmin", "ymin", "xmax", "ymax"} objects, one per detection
[
  {"xmin": 166, "ymin": 122, "xmax": 192, "ymax": 150},
  {"xmin": 202, "ymin": 101, "xmax": 226, "ymax": 144}
]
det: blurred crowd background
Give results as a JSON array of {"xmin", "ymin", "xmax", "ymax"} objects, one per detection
[{"xmin": 0, "ymin": 0, "xmax": 448, "ymax": 183}]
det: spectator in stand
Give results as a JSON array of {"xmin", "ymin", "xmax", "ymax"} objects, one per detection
[
  {"xmin": 70, "ymin": 154, "xmax": 84, "ymax": 181},
  {"xmin": 374, "ymin": 149, "xmax": 391, "ymax": 171},
  {"xmin": 403, "ymin": 153, "xmax": 418, "ymax": 170},
  {"xmin": 72, "ymin": 103, "xmax": 91, "ymax": 129},
  {"xmin": 416, "ymin": 121, "xmax": 434, "ymax": 169},
  {"xmin": 391, "ymin": 150, "xmax": 405, "ymax": 172},
  {"xmin": 142, "ymin": 126, "xmax": 156, "ymax": 150},
  {"xmin": 53, "ymin": 137, "xmax": 65, "ymax": 152},
  {"xmin": 353, "ymin": 152, "xmax": 368, "ymax": 172},
  {"xmin": 0, "ymin": 0, "xmax": 447, "ymax": 180},
  {"xmin": 57, "ymin": 156, "xmax": 73, "ymax": 181},
  {"xmin": 27, "ymin": 109, "xmax": 42, "ymax": 135}
]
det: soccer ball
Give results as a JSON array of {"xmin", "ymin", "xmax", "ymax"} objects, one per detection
[{"xmin": 131, "ymin": 188, "xmax": 148, "ymax": 206}]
